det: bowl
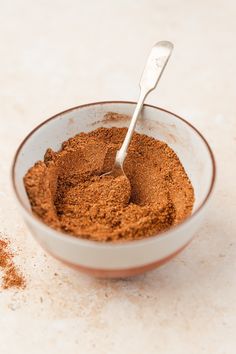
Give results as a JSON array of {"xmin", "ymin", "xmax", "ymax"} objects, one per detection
[{"xmin": 12, "ymin": 101, "xmax": 216, "ymax": 278}]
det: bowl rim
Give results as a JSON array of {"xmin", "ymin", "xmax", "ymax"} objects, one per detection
[{"xmin": 11, "ymin": 100, "xmax": 216, "ymax": 249}]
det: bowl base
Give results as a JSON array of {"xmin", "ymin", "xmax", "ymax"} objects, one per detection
[{"xmin": 49, "ymin": 242, "xmax": 190, "ymax": 278}]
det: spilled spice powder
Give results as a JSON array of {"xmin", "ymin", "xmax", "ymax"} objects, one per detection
[
  {"xmin": 24, "ymin": 126, "xmax": 194, "ymax": 242},
  {"xmin": 0, "ymin": 239, "xmax": 25, "ymax": 289}
]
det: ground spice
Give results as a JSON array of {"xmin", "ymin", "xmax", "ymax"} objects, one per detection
[
  {"xmin": 24, "ymin": 126, "xmax": 194, "ymax": 242},
  {"xmin": 0, "ymin": 239, "xmax": 25, "ymax": 289}
]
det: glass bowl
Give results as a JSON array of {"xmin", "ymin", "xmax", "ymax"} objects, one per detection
[{"xmin": 12, "ymin": 101, "xmax": 216, "ymax": 277}]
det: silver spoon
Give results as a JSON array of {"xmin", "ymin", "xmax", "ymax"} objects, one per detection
[{"xmin": 104, "ymin": 41, "xmax": 173, "ymax": 178}]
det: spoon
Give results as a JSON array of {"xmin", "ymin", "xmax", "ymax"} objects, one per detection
[{"xmin": 104, "ymin": 41, "xmax": 173, "ymax": 178}]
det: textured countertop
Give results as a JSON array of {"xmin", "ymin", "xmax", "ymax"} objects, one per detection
[{"xmin": 0, "ymin": 1, "xmax": 235, "ymax": 353}]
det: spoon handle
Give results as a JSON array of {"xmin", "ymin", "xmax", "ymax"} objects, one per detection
[{"xmin": 116, "ymin": 41, "xmax": 173, "ymax": 165}]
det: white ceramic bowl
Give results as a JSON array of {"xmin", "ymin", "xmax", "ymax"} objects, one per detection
[{"xmin": 12, "ymin": 102, "xmax": 216, "ymax": 277}]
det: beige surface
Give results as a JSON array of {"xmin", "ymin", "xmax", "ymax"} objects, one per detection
[{"xmin": 0, "ymin": 1, "xmax": 235, "ymax": 353}]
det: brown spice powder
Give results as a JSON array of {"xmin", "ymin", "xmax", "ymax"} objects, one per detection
[
  {"xmin": 0, "ymin": 239, "xmax": 25, "ymax": 289},
  {"xmin": 24, "ymin": 126, "xmax": 194, "ymax": 242}
]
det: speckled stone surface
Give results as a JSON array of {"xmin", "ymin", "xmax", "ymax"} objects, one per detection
[{"xmin": 0, "ymin": 1, "xmax": 235, "ymax": 353}]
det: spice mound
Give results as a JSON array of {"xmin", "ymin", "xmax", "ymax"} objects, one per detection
[{"xmin": 24, "ymin": 127, "xmax": 194, "ymax": 242}]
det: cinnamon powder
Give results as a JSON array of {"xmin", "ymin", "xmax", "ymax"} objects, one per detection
[
  {"xmin": 0, "ymin": 239, "xmax": 25, "ymax": 289},
  {"xmin": 24, "ymin": 126, "xmax": 194, "ymax": 242}
]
